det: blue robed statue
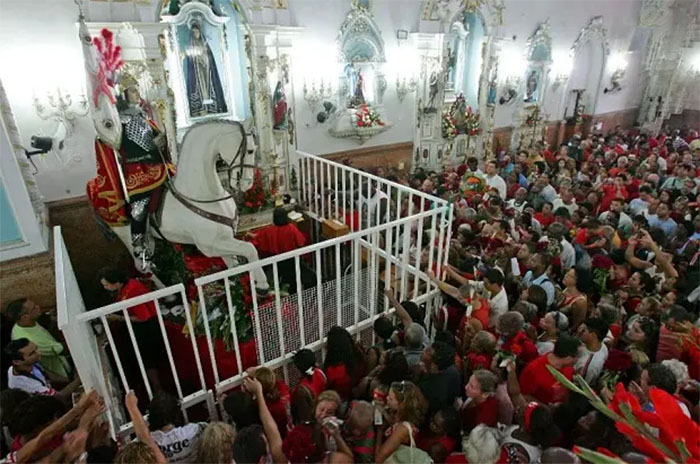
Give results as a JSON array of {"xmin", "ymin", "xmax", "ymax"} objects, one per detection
[{"xmin": 184, "ymin": 18, "xmax": 228, "ymax": 117}]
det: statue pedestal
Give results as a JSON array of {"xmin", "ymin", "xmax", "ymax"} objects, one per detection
[{"xmin": 328, "ymin": 107, "xmax": 391, "ymax": 144}]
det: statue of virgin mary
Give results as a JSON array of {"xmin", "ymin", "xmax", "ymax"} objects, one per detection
[{"xmin": 184, "ymin": 19, "xmax": 228, "ymax": 117}]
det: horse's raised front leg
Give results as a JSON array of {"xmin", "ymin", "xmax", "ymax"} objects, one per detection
[{"xmin": 208, "ymin": 237, "xmax": 270, "ymax": 292}]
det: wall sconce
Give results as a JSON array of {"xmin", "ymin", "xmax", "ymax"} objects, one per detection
[
  {"xmin": 604, "ymin": 68, "xmax": 625, "ymax": 93},
  {"xmin": 33, "ymin": 88, "xmax": 88, "ymax": 139},
  {"xmin": 604, "ymin": 53, "xmax": 628, "ymax": 94},
  {"xmin": 396, "ymin": 29, "xmax": 409, "ymax": 45},
  {"xmin": 303, "ymin": 80, "xmax": 333, "ymax": 112},
  {"xmin": 396, "ymin": 77, "xmax": 417, "ymax": 102}
]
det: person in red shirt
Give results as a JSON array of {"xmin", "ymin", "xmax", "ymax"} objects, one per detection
[
  {"xmin": 497, "ymin": 312, "xmax": 539, "ymax": 364},
  {"xmin": 323, "ymin": 326, "xmax": 365, "ymax": 401},
  {"xmin": 99, "ymin": 267, "xmax": 163, "ymax": 393},
  {"xmin": 460, "ymin": 369, "xmax": 500, "ymax": 432},
  {"xmin": 293, "ymin": 349, "xmax": 327, "ymax": 398},
  {"xmin": 518, "ymin": 334, "xmax": 580, "ymax": 405},
  {"xmin": 533, "ymin": 202, "xmax": 555, "ymax": 229},
  {"xmin": 598, "ymin": 174, "xmax": 629, "ymax": 213},
  {"xmin": 417, "ymin": 407, "xmax": 460, "ymax": 463},
  {"xmin": 248, "ymin": 207, "xmax": 306, "ymax": 258},
  {"xmin": 250, "ymin": 366, "xmax": 291, "ymax": 438}
]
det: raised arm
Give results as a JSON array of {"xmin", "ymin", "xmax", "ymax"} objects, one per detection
[
  {"xmin": 244, "ymin": 377, "xmax": 287, "ymax": 464},
  {"xmin": 125, "ymin": 391, "xmax": 166, "ymax": 464},
  {"xmin": 16, "ymin": 390, "xmax": 97, "ymax": 463},
  {"xmin": 426, "ymin": 270, "xmax": 462, "ymax": 301},
  {"xmin": 625, "ymin": 239, "xmax": 652, "ymax": 269},
  {"xmin": 505, "ymin": 359, "xmax": 527, "ymax": 418},
  {"xmin": 640, "ymin": 230, "xmax": 678, "ymax": 279},
  {"xmin": 383, "ymin": 288, "xmax": 413, "ymax": 328}
]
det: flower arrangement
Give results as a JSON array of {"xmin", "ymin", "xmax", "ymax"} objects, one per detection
[
  {"xmin": 240, "ymin": 169, "xmax": 272, "ymax": 214},
  {"xmin": 355, "ymin": 103, "xmax": 384, "ymax": 128},
  {"xmin": 548, "ymin": 366, "xmax": 700, "ymax": 464},
  {"xmin": 463, "ymin": 106, "xmax": 482, "ymax": 137},
  {"xmin": 151, "ymin": 241, "xmax": 257, "ymax": 349},
  {"xmin": 442, "ymin": 111, "xmax": 458, "ymax": 140}
]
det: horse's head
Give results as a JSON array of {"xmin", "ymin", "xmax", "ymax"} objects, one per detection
[
  {"xmin": 80, "ymin": 20, "xmax": 122, "ymax": 148},
  {"xmin": 215, "ymin": 119, "xmax": 257, "ymax": 192}
]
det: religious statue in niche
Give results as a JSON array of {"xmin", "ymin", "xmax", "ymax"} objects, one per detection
[
  {"xmin": 287, "ymin": 108, "xmax": 295, "ymax": 145},
  {"xmin": 487, "ymin": 64, "xmax": 498, "ymax": 106},
  {"xmin": 184, "ymin": 17, "xmax": 227, "ymax": 117},
  {"xmin": 272, "ymin": 81, "xmax": 288, "ymax": 130},
  {"xmin": 524, "ymin": 69, "xmax": 539, "ymax": 103},
  {"xmin": 426, "ymin": 72, "xmax": 440, "ymax": 112},
  {"xmin": 349, "ymin": 71, "xmax": 366, "ymax": 107}
]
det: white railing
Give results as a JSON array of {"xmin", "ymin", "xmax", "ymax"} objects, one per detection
[
  {"xmin": 56, "ymin": 151, "xmax": 453, "ymax": 436},
  {"xmin": 296, "ymin": 150, "xmax": 449, "ymax": 233}
]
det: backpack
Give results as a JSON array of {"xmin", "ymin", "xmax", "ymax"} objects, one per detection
[{"xmin": 385, "ymin": 422, "xmax": 434, "ymax": 464}]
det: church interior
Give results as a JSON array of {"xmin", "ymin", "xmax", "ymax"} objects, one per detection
[{"xmin": 0, "ymin": 0, "xmax": 699, "ymax": 462}]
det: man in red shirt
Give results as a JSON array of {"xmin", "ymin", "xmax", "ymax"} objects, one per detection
[
  {"xmin": 518, "ymin": 334, "xmax": 580, "ymax": 405},
  {"xmin": 598, "ymin": 174, "xmax": 629, "ymax": 213}
]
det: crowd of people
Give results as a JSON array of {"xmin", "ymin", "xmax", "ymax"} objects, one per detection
[{"xmin": 2, "ymin": 125, "xmax": 699, "ymax": 463}]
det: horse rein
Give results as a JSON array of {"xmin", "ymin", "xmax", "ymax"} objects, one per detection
[
  {"xmin": 166, "ymin": 121, "xmax": 256, "ymax": 204},
  {"xmin": 159, "ymin": 120, "xmax": 257, "ymax": 235}
]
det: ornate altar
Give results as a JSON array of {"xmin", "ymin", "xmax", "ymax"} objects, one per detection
[
  {"xmin": 412, "ymin": 0, "xmax": 504, "ymax": 170},
  {"xmin": 327, "ymin": 0, "xmax": 392, "ymax": 143},
  {"xmin": 510, "ymin": 20, "xmax": 552, "ymax": 150}
]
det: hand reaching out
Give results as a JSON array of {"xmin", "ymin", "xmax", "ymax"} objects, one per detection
[
  {"xmin": 125, "ymin": 390, "xmax": 138, "ymax": 411},
  {"xmin": 243, "ymin": 377, "xmax": 264, "ymax": 399}
]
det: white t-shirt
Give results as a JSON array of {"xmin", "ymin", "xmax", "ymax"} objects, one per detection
[
  {"xmin": 575, "ymin": 343, "xmax": 609, "ymax": 383},
  {"xmin": 7, "ymin": 364, "xmax": 55, "ymax": 395},
  {"xmin": 488, "ymin": 287, "xmax": 509, "ymax": 328},
  {"xmin": 486, "ymin": 174, "xmax": 507, "ymax": 200},
  {"xmin": 552, "ymin": 198, "xmax": 578, "ymax": 215},
  {"xmin": 151, "ymin": 423, "xmax": 208, "ymax": 463},
  {"xmin": 560, "ymin": 239, "xmax": 575, "ymax": 270}
]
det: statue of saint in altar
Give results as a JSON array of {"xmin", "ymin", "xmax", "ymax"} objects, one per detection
[{"xmin": 184, "ymin": 19, "xmax": 228, "ymax": 117}]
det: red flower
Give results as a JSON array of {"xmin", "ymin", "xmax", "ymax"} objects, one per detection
[
  {"xmin": 245, "ymin": 201, "xmax": 253, "ymax": 207},
  {"xmin": 607, "ymin": 382, "xmax": 700, "ymax": 462},
  {"xmin": 603, "ymin": 349, "xmax": 633, "ymax": 372}
]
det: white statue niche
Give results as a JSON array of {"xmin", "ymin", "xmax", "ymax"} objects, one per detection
[
  {"xmin": 523, "ymin": 19, "xmax": 552, "ymax": 106},
  {"xmin": 443, "ymin": 10, "xmax": 486, "ymax": 107},
  {"xmin": 511, "ymin": 20, "xmax": 553, "ymax": 150},
  {"xmin": 329, "ymin": 1, "xmax": 391, "ymax": 144}
]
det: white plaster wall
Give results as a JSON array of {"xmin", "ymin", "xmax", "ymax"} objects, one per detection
[
  {"xmin": 0, "ymin": 0, "xmax": 658, "ymax": 201},
  {"xmin": 288, "ymin": 0, "xmax": 423, "ymax": 155},
  {"xmin": 0, "ymin": 0, "xmax": 96, "ymax": 201},
  {"xmin": 493, "ymin": 0, "xmax": 643, "ymax": 128}
]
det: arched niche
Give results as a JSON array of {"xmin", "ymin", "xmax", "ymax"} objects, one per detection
[
  {"xmin": 564, "ymin": 16, "xmax": 609, "ymax": 119},
  {"xmin": 444, "ymin": 9, "xmax": 487, "ymax": 106},
  {"xmin": 336, "ymin": 4, "xmax": 386, "ymax": 107},
  {"xmin": 161, "ymin": 0, "xmax": 253, "ymax": 135},
  {"xmin": 523, "ymin": 19, "xmax": 552, "ymax": 105}
]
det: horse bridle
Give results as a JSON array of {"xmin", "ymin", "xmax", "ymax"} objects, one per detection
[
  {"xmin": 164, "ymin": 121, "xmax": 257, "ymax": 235},
  {"xmin": 168, "ymin": 120, "xmax": 256, "ymax": 204}
]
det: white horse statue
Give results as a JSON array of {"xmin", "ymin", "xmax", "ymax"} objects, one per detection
[
  {"xmin": 80, "ymin": 16, "xmax": 269, "ymax": 291},
  {"xmin": 111, "ymin": 120, "xmax": 269, "ymax": 292}
]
